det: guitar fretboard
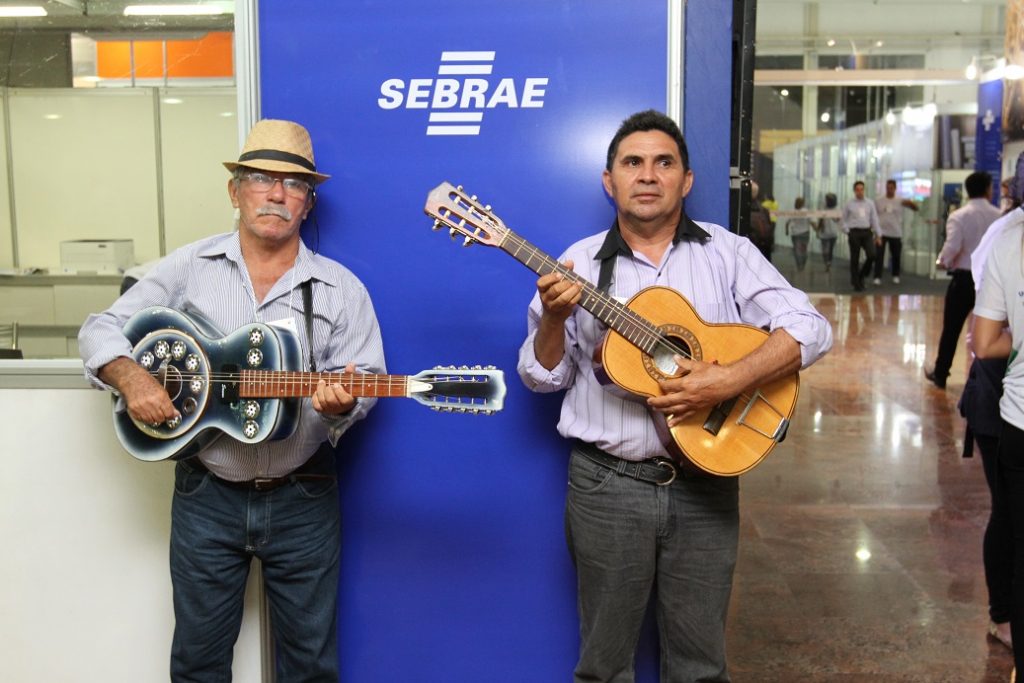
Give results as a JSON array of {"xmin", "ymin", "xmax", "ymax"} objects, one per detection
[
  {"xmin": 500, "ymin": 232, "xmax": 668, "ymax": 356},
  {"xmin": 239, "ymin": 371, "xmax": 409, "ymax": 398}
]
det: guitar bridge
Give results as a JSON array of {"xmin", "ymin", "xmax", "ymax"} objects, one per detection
[
  {"xmin": 703, "ymin": 390, "xmax": 789, "ymax": 443},
  {"xmin": 735, "ymin": 389, "xmax": 789, "ymax": 442}
]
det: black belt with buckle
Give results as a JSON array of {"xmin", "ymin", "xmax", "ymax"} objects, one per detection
[
  {"xmin": 189, "ymin": 451, "xmax": 335, "ymax": 492},
  {"xmin": 575, "ymin": 441, "xmax": 678, "ymax": 487}
]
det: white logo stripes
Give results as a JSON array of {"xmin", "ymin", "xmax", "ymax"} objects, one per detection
[{"xmin": 378, "ymin": 51, "xmax": 549, "ymax": 136}]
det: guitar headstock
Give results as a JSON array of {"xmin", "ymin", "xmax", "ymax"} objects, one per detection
[
  {"xmin": 409, "ymin": 365, "xmax": 507, "ymax": 415},
  {"xmin": 425, "ymin": 182, "xmax": 508, "ymax": 248}
]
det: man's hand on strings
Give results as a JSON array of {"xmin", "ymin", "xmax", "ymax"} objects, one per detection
[{"xmin": 647, "ymin": 355, "xmax": 740, "ymax": 426}]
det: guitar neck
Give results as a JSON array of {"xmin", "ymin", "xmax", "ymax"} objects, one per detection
[
  {"xmin": 238, "ymin": 371, "xmax": 409, "ymax": 399},
  {"xmin": 498, "ymin": 231, "xmax": 664, "ymax": 355}
]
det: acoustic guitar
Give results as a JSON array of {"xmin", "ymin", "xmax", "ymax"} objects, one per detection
[
  {"xmin": 115, "ymin": 306, "xmax": 506, "ymax": 462},
  {"xmin": 424, "ymin": 181, "xmax": 798, "ymax": 476}
]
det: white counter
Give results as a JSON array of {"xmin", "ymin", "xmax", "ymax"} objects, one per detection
[{"xmin": 0, "ymin": 359, "xmax": 265, "ymax": 682}]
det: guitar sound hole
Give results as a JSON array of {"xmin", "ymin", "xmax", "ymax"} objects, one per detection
[
  {"xmin": 159, "ymin": 365, "xmax": 184, "ymax": 403},
  {"xmin": 651, "ymin": 336, "xmax": 691, "ymax": 375}
]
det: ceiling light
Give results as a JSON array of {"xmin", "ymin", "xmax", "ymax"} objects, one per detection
[
  {"xmin": 875, "ymin": 40, "xmax": 884, "ymax": 48},
  {"xmin": 0, "ymin": 6, "xmax": 47, "ymax": 17},
  {"xmin": 780, "ymin": 88, "xmax": 789, "ymax": 97},
  {"xmin": 820, "ymin": 112, "xmax": 830, "ymax": 123},
  {"xmin": 124, "ymin": 5, "xmax": 224, "ymax": 16},
  {"xmin": 163, "ymin": 98, "xmax": 183, "ymax": 104},
  {"xmin": 826, "ymin": 38, "xmax": 836, "ymax": 47}
]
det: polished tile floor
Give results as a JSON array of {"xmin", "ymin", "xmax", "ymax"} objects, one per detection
[{"xmin": 725, "ymin": 292, "xmax": 1013, "ymax": 682}]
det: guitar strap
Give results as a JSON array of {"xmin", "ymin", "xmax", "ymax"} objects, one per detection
[
  {"xmin": 301, "ymin": 279, "xmax": 317, "ymax": 372},
  {"xmin": 597, "ymin": 253, "xmax": 616, "ymax": 293}
]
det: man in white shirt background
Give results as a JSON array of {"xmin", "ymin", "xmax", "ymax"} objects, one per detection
[
  {"xmin": 873, "ymin": 178, "xmax": 919, "ymax": 285},
  {"xmin": 925, "ymin": 170, "xmax": 1001, "ymax": 389}
]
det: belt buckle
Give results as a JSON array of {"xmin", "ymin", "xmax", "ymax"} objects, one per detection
[
  {"xmin": 252, "ymin": 477, "xmax": 280, "ymax": 492},
  {"xmin": 652, "ymin": 458, "xmax": 677, "ymax": 486}
]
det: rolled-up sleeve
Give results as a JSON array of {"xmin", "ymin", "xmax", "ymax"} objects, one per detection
[{"xmin": 517, "ymin": 292, "xmax": 577, "ymax": 393}]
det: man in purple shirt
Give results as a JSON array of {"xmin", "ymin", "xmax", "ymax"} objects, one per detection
[{"xmin": 517, "ymin": 110, "xmax": 832, "ymax": 682}]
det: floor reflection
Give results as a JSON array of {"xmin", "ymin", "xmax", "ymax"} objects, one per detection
[{"xmin": 727, "ymin": 293, "xmax": 1011, "ymax": 682}]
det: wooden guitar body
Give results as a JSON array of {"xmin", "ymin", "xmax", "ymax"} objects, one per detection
[{"xmin": 598, "ymin": 287, "xmax": 799, "ymax": 476}]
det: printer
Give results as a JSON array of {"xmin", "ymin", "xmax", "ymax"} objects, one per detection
[{"xmin": 60, "ymin": 239, "xmax": 135, "ymax": 274}]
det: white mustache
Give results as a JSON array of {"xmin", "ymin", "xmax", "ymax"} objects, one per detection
[{"xmin": 256, "ymin": 205, "xmax": 293, "ymax": 221}]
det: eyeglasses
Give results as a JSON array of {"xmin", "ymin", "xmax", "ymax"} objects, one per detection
[{"xmin": 239, "ymin": 171, "xmax": 313, "ymax": 199}]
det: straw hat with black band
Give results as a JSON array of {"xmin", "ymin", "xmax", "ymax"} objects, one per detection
[{"xmin": 224, "ymin": 119, "xmax": 330, "ymax": 184}]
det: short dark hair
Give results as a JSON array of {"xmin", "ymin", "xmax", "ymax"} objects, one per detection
[
  {"xmin": 853, "ymin": 181, "xmax": 865, "ymax": 190},
  {"xmin": 825, "ymin": 192, "xmax": 837, "ymax": 208},
  {"xmin": 965, "ymin": 171, "xmax": 992, "ymax": 199},
  {"xmin": 606, "ymin": 109, "xmax": 689, "ymax": 171},
  {"xmin": 886, "ymin": 179, "xmax": 897, "ymax": 187}
]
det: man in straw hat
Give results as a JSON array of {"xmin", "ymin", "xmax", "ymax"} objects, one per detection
[{"xmin": 79, "ymin": 119, "xmax": 385, "ymax": 680}]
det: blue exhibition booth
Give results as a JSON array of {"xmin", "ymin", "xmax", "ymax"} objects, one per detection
[{"xmin": 258, "ymin": 2, "xmax": 731, "ymax": 679}]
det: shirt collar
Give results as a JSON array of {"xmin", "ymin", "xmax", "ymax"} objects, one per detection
[
  {"xmin": 594, "ymin": 210, "xmax": 710, "ymax": 261},
  {"xmin": 196, "ymin": 231, "xmax": 338, "ymax": 288}
]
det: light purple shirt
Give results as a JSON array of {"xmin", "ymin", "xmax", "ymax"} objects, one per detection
[
  {"xmin": 841, "ymin": 198, "xmax": 881, "ymax": 237},
  {"xmin": 516, "ymin": 217, "xmax": 833, "ymax": 462},
  {"xmin": 79, "ymin": 232, "xmax": 386, "ymax": 481},
  {"xmin": 937, "ymin": 198, "xmax": 1002, "ymax": 271}
]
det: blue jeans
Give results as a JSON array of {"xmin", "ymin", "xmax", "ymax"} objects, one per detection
[
  {"xmin": 565, "ymin": 447, "xmax": 739, "ymax": 683},
  {"xmin": 170, "ymin": 456, "xmax": 341, "ymax": 682}
]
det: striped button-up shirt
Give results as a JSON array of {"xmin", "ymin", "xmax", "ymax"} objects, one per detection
[
  {"xmin": 79, "ymin": 231, "xmax": 386, "ymax": 481},
  {"xmin": 517, "ymin": 215, "xmax": 833, "ymax": 462}
]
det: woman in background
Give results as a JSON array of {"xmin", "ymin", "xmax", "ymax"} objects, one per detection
[
  {"xmin": 786, "ymin": 197, "xmax": 812, "ymax": 272},
  {"xmin": 816, "ymin": 193, "xmax": 840, "ymax": 272}
]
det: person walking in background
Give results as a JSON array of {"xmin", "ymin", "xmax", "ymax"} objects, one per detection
[
  {"xmin": 785, "ymin": 197, "xmax": 812, "ymax": 272},
  {"xmin": 873, "ymin": 178, "xmax": 919, "ymax": 285},
  {"xmin": 925, "ymin": 171, "xmax": 1001, "ymax": 390},
  {"xmin": 841, "ymin": 180, "xmax": 881, "ymax": 291},
  {"xmin": 816, "ymin": 192, "xmax": 840, "ymax": 272}
]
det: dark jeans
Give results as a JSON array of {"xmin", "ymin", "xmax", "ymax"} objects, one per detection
[
  {"xmin": 847, "ymin": 228, "xmax": 876, "ymax": 290},
  {"xmin": 873, "ymin": 236, "xmax": 903, "ymax": 278},
  {"xmin": 565, "ymin": 447, "xmax": 739, "ymax": 683},
  {"xmin": 932, "ymin": 270, "xmax": 975, "ymax": 379},
  {"xmin": 980, "ymin": 432, "xmax": 1013, "ymax": 623},
  {"xmin": 791, "ymin": 232, "xmax": 810, "ymax": 271},
  {"xmin": 819, "ymin": 237, "xmax": 837, "ymax": 267},
  {"xmin": 170, "ymin": 456, "xmax": 341, "ymax": 682},
  {"xmin": 996, "ymin": 421, "xmax": 1024, "ymax": 671}
]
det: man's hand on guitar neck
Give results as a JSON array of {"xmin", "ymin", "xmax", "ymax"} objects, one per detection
[
  {"xmin": 534, "ymin": 259, "xmax": 583, "ymax": 370},
  {"xmin": 312, "ymin": 363, "xmax": 359, "ymax": 416},
  {"xmin": 100, "ymin": 356, "xmax": 180, "ymax": 426}
]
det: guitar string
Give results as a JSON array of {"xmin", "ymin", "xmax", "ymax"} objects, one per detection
[{"xmin": 141, "ymin": 369, "xmax": 493, "ymax": 401}]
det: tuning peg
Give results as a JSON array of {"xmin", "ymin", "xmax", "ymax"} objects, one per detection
[
  {"xmin": 462, "ymin": 237, "xmax": 473, "ymax": 247},
  {"xmin": 484, "ymin": 205, "xmax": 491, "ymax": 211},
  {"xmin": 449, "ymin": 228, "xmax": 457, "ymax": 241},
  {"xmin": 431, "ymin": 220, "xmax": 442, "ymax": 231},
  {"xmin": 470, "ymin": 194, "xmax": 478, "ymax": 201},
  {"xmin": 471, "ymin": 364, "xmax": 481, "ymax": 370},
  {"xmin": 485, "ymin": 365, "xmax": 496, "ymax": 370},
  {"xmin": 457, "ymin": 184, "xmax": 464, "ymax": 191},
  {"xmin": 460, "ymin": 365, "xmax": 468, "ymax": 370}
]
